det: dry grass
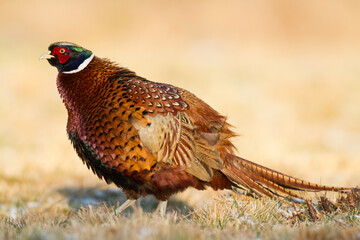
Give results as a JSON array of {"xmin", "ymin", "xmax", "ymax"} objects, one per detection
[
  {"xmin": 1, "ymin": 1, "xmax": 360, "ymax": 239},
  {"xmin": 0, "ymin": 191, "xmax": 359, "ymax": 240}
]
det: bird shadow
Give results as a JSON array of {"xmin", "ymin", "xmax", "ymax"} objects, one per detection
[{"xmin": 56, "ymin": 186, "xmax": 192, "ymax": 215}]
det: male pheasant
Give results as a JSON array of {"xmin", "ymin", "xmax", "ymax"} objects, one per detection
[{"xmin": 40, "ymin": 42, "xmax": 351, "ymax": 215}]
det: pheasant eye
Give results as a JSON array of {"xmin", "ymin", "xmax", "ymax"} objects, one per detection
[{"xmin": 52, "ymin": 46, "xmax": 71, "ymax": 64}]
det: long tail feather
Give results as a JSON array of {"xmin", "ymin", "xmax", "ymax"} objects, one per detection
[{"xmin": 221, "ymin": 154, "xmax": 351, "ymax": 199}]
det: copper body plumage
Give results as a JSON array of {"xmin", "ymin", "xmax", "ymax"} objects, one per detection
[{"xmin": 46, "ymin": 43, "xmax": 352, "ymax": 210}]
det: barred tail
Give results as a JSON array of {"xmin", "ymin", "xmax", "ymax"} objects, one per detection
[{"xmin": 221, "ymin": 154, "xmax": 350, "ymax": 199}]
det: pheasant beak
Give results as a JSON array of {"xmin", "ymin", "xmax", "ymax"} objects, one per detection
[{"xmin": 39, "ymin": 51, "xmax": 54, "ymax": 60}]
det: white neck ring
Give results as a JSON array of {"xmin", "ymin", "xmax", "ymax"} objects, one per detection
[{"xmin": 62, "ymin": 53, "xmax": 95, "ymax": 74}]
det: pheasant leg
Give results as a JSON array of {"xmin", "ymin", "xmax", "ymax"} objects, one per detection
[
  {"xmin": 156, "ymin": 200, "xmax": 168, "ymax": 216},
  {"xmin": 114, "ymin": 199, "xmax": 136, "ymax": 214}
]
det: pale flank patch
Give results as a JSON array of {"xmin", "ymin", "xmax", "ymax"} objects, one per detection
[{"xmin": 63, "ymin": 53, "xmax": 95, "ymax": 74}]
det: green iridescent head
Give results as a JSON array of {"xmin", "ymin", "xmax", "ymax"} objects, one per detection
[{"xmin": 40, "ymin": 42, "xmax": 94, "ymax": 73}]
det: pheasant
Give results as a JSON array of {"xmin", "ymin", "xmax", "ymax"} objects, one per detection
[{"xmin": 40, "ymin": 42, "xmax": 352, "ymax": 215}]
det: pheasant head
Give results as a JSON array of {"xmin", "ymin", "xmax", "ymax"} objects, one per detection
[{"xmin": 39, "ymin": 42, "xmax": 94, "ymax": 74}]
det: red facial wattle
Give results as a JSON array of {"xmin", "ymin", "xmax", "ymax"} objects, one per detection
[{"xmin": 52, "ymin": 46, "xmax": 71, "ymax": 64}]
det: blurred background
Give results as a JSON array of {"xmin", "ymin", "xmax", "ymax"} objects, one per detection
[{"xmin": 0, "ymin": 0, "xmax": 360, "ymax": 206}]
